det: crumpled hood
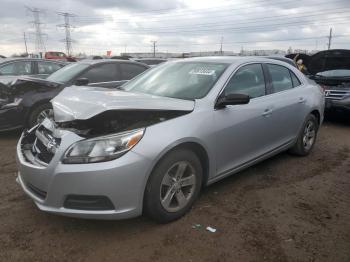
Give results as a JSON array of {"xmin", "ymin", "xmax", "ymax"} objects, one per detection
[
  {"xmin": 52, "ymin": 86, "xmax": 195, "ymax": 122},
  {"xmin": 308, "ymin": 49, "xmax": 350, "ymax": 75}
]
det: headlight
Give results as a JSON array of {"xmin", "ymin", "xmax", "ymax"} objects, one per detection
[{"xmin": 62, "ymin": 128, "xmax": 145, "ymax": 164}]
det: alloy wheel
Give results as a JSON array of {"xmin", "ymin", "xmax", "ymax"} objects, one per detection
[
  {"xmin": 160, "ymin": 161, "xmax": 197, "ymax": 213},
  {"xmin": 303, "ymin": 120, "xmax": 316, "ymax": 151},
  {"xmin": 37, "ymin": 109, "xmax": 53, "ymax": 124}
]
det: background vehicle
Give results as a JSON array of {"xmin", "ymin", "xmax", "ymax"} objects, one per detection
[
  {"xmin": 44, "ymin": 51, "xmax": 76, "ymax": 62},
  {"xmin": 133, "ymin": 58, "xmax": 167, "ymax": 67},
  {"xmin": 307, "ymin": 49, "xmax": 350, "ymax": 113},
  {"xmin": 16, "ymin": 57, "xmax": 324, "ymax": 223},
  {"xmin": 0, "ymin": 55, "xmax": 6, "ymax": 59},
  {"xmin": 0, "ymin": 59, "xmax": 149, "ymax": 131},
  {"xmin": 0, "ymin": 58, "xmax": 66, "ymax": 84}
]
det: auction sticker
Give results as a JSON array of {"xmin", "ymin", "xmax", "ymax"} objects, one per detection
[{"xmin": 189, "ymin": 67, "xmax": 216, "ymax": 75}]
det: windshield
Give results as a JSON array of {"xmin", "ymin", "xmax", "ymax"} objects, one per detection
[
  {"xmin": 122, "ymin": 61, "xmax": 228, "ymax": 100},
  {"xmin": 46, "ymin": 63, "xmax": 89, "ymax": 83},
  {"xmin": 316, "ymin": 69, "xmax": 350, "ymax": 78}
]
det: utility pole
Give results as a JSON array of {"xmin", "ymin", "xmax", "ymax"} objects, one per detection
[
  {"xmin": 25, "ymin": 6, "xmax": 46, "ymax": 55},
  {"xmin": 57, "ymin": 12, "xmax": 76, "ymax": 56},
  {"xmin": 151, "ymin": 41, "xmax": 157, "ymax": 57},
  {"xmin": 327, "ymin": 28, "xmax": 333, "ymax": 50},
  {"xmin": 220, "ymin": 36, "xmax": 224, "ymax": 55},
  {"xmin": 23, "ymin": 32, "xmax": 28, "ymax": 55}
]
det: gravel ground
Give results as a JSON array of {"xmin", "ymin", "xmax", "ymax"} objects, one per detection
[{"xmin": 0, "ymin": 115, "xmax": 349, "ymax": 262}]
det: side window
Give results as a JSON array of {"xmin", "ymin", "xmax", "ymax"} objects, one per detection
[
  {"xmin": 290, "ymin": 70, "xmax": 301, "ymax": 87},
  {"xmin": 0, "ymin": 61, "xmax": 32, "ymax": 76},
  {"xmin": 80, "ymin": 63, "xmax": 120, "ymax": 83},
  {"xmin": 120, "ymin": 63, "xmax": 147, "ymax": 80},
  {"xmin": 224, "ymin": 64, "xmax": 266, "ymax": 99},
  {"xmin": 267, "ymin": 64, "xmax": 293, "ymax": 93},
  {"xmin": 38, "ymin": 62, "xmax": 63, "ymax": 74}
]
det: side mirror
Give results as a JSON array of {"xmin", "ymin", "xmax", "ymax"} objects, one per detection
[
  {"xmin": 75, "ymin": 78, "xmax": 89, "ymax": 86},
  {"xmin": 216, "ymin": 93, "xmax": 250, "ymax": 109}
]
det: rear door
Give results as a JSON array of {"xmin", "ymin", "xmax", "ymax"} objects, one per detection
[
  {"xmin": 263, "ymin": 63, "xmax": 308, "ymax": 148},
  {"xmin": 79, "ymin": 63, "xmax": 122, "ymax": 88},
  {"xmin": 119, "ymin": 63, "xmax": 148, "ymax": 84}
]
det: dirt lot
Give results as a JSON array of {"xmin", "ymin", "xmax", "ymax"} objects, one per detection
[{"xmin": 0, "ymin": 116, "xmax": 349, "ymax": 262}]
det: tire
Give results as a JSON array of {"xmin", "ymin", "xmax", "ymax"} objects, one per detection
[
  {"xmin": 27, "ymin": 103, "xmax": 53, "ymax": 128},
  {"xmin": 289, "ymin": 114, "xmax": 319, "ymax": 156},
  {"xmin": 144, "ymin": 148, "xmax": 203, "ymax": 223}
]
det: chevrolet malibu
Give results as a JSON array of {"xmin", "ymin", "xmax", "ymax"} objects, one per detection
[{"xmin": 16, "ymin": 57, "xmax": 325, "ymax": 223}]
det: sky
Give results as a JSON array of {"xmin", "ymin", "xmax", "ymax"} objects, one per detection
[{"xmin": 0, "ymin": 0, "xmax": 349, "ymax": 56}]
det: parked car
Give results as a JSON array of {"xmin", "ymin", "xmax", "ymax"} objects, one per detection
[
  {"xmin": 0, "ymin": 58, "xmax": 66, "ymax": 84},
  {"xmin": 307, "ymin": 49, "xmax": 350, "ymax": 113},
  {"xmin": 44, "ymin": 51, "xmax": 76, "ymax": 62},
  {"xmin": 133, "ymin": 58, "xmax": 167, "ymax": 66},
  {"xmin": 0, "ymin": 59, "xmax": 149, "ymax": 131},
  {"xmin": 16, "ymin": 57, "xmax": 324, "ymax": 223}
]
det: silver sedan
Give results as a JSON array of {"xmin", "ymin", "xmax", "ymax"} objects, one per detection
[{"xmin": 16, "ymin": 57, "xmax": 325, "ymax": 223}]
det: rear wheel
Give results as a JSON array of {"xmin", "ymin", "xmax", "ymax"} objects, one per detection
[
  {"xmin": 144, "ymin": 148, "xmax": 203, "ymax": 223},
  {"xmin": 27, "ymin": 103, "xmax": 53, "ymax": 128},
  {"xmin": 289, "ymin": 114, "xmax": 319, "ymax": 156}
]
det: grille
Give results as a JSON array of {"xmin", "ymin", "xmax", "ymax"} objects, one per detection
[
  {"xmin": 325, "ymin": 89, "xmax": 350, "ymax": 100},
  {"xmin": 20, "ymin": 122, "xmax": 61, "ymax": 166},
  {"xmin": 31, "ymin": 125, "xmax": 61, "ymax": 164},
  {"xmin": 27, "ymin": 182, "xmax": 47, "ymax": 200},
  {"xmin": 34, "ymin": 138, "xmax": 54, "ymax": 163}
]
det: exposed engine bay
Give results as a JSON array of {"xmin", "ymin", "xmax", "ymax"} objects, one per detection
[{"xmin": 56, "ymin": 109, "xmax": 189, "ymax": 137}]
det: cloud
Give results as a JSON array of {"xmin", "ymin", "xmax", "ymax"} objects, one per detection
[{"xmin": 0, "ymin": 0, "xmax": 349, "ymax": 56}]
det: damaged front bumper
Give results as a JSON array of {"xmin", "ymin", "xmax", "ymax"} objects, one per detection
[{"xmin": 16, "ymin": 121, "xmax": 153, "ymax": 220}]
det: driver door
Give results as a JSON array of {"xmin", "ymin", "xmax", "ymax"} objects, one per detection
[{"xmin": 213, "ymin": 63, "xmax": 274, "ymax": 176}]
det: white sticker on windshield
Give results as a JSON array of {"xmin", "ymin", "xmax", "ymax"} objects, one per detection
[{"xmin": 189, "ymin": 67, "xmax": 216, "ymax": 76}]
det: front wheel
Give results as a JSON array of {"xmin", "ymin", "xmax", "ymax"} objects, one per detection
[
  {"xmin": 27, "ymin": 103, "xmax": 53, "ymax": 128},
  {"xmin": 289, "ymin": 114, "xmax": 319, "ymax": 156},
  {"xmin": 144, "ymin": 148, "xmax": 203, "ymax": 223}
]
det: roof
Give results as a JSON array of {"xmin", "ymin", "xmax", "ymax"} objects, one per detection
[
  {"xmin": 0, "ymin": 58, "xmax": 67, "ymax": 64},
  {"xmin": 77, "ymin": 59, "xmax": 150, "ymax": 67},
  {"xmin": 172, "ymin": 56, "xmax": 294, "ymax": 65}
]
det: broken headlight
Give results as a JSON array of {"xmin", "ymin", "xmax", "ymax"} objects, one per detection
[{"xmin": 62, "ymin": 128, "xmax": 144, "ymax": 164}]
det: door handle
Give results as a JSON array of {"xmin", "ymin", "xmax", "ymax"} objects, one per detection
[
  {"xmin": 298, "ymin": 97, "xmax": 306, "ymax": 103},
  {"xmin": 262, "ymin": 108, "xmax": 273, "ymax": 117}
]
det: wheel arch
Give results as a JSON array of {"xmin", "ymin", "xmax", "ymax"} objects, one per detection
[
  {"xmin": 24, "ymin": 99, "xmax": 52, "ymax": 126},
  {"xmin": 141, "ymin": 139, "xmax": 211, "ymax": 213},
  {"xmin": 310, "ymin": 109, "xmax": 321, "ymax": 125}
]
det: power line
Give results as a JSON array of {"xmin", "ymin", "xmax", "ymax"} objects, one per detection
[
  {"xmin": 106, "ymin": 17, "xmax": 350, "ymax": 35},
  {"xmin": 75, "ymin": 0, "xmax": 348, "ymax": 23},
  {"xmin": 25, "ymin": 6, "xmax": 46, "ymax": 54},
  {"xmin": 57, "ymin": 12, "xmax": 76, "ymax": 56}
]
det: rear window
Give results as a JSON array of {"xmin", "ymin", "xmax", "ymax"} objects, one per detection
[
  {"xmin": 290, "ymin": 70, "xmax": 301, "ymax": 87},
  {"xmin": 120, "ymin": 63, "xmax": 148, "ymax": 80},
  {"xmin": 267, "ymin": 64, "xmax": 293, "ymax": 93}
]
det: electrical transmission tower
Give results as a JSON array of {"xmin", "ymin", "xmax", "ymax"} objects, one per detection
[
  {"xmin": 57, "ymin": 12, "xmax": 76, "ymax": 56},
  {"xmin": 150, "ymin": 41, "xmax": 157, "ymax": 57},
  {"xmin": 25, "ymin": 6, "xmax": 46, "ymax": 54}
]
